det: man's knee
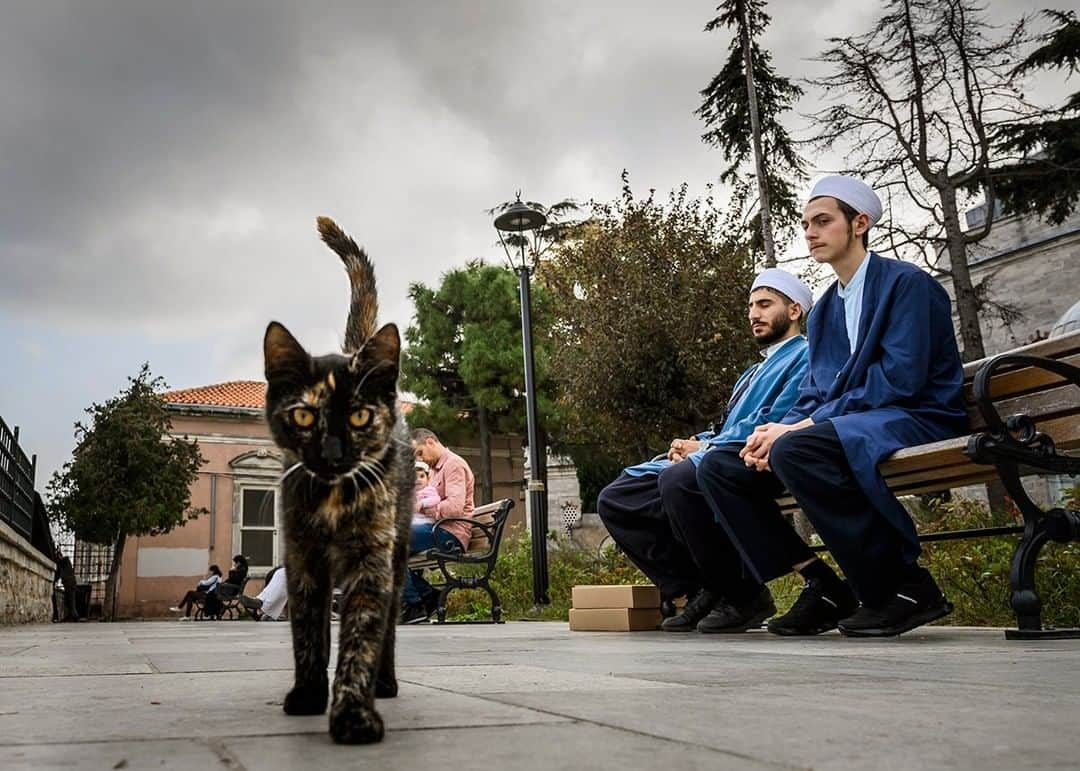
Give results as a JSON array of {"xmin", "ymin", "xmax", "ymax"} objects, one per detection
[
  {"xmin": 596, "ymin": 482, "xmax": 617, "ymax": 516},
  {"xmin": 770, "ymin": 430, "xmax": 809, "ymax": 478},
  {"xmin": 655, "ymin": 462, "xmax": 688, "ymax": 500},
  {"xmin": 596, "ymin": 476, "xmax": 642, "ymax": 523}
]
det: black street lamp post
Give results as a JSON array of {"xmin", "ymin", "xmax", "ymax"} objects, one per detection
[{"xmin": 494, "ymin": 196, "xmax": 551, "ymax": 608}]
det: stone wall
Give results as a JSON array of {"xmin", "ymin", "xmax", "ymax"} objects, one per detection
[
  {"xmin": 936, "ymin": 212, "xmax": 1080, "ymax": 356},
  {"xmin": 0, "ymin": 519, "xmax": 55, "ymax": 625}
]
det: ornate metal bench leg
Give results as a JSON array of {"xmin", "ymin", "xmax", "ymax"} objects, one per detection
[
  {"xmin": 435, "ymin": 585, "xmax": 452, "ymax": 624},
  {"xmin": 1007, "ymin": 524, "xmax": 1049, "ymax": 636},
  {"xmin": 1004, "ymin": 506, "xmax": 1080, "ymax": 640},
  {"xmin": 480, "ymin": 580, "xmax": 503, "ymax": 623}
]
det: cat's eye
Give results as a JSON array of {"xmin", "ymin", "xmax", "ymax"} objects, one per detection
[
  {"xmin": 291, "ymin": 407, "xmax": 316, "ymax": 428},
  {"xmin": 349, "ymin": 408, "xmax": 372, "ymax": 429}
]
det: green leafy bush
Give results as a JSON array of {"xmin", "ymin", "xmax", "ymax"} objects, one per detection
[{"xmin": 914, "ymin": 486, "xmax": 1080, "ymax": 628}]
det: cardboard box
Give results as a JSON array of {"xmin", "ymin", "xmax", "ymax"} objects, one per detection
[
  {"xmin": 571, "ymin": 584, "xmax": 660, "ymax": 610},
  {"xmin": 569, "ymin": 607, "xmax": 662, "ymax": 632}
]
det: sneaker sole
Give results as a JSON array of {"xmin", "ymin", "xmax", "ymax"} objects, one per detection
[
  {"xmin": 698, "ymin": 605, "xmax": 777, "ymax": 634},
  {"xmin": 660, "ymin": 623, "xmax": 698, "ymax": 633},
  {"xmin": 838, "ymin": 601, "xmax": 954, "ymax": 638},
  {"xmin": 766, "ymin": 619, "xmax": 838, "ymax": 636}
]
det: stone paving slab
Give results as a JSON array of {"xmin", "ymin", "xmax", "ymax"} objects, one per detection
[{"xmin": 0, "ymin": 620, "xmax": 1077, "ymax": 770}]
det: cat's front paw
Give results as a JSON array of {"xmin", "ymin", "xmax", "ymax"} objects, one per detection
[
  {"xmin": 283, "ymin": 681, "xmax": 328, "ymax": 716},
  {"xmin": 330, "ymin": 703, "xmax": 385, "ymax": 744},
  {"xmin": 375, "ymin": 678, "xmax": 398, "ymax": 699}
]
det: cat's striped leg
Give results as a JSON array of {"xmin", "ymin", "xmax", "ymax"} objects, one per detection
[
  {"xmin": 282, "ymin": 539, "xmax": 332, "ymax": 716},
  {"xmin": 375, "ymin": 529, "xmax": 410, "ymax": 698},
  {"xmin": 328, "ymin": 543, "xmax": 394, "ymax": 744}
]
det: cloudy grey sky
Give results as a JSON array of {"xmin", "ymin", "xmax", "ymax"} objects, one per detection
[{"xmin": 0, "ymin": 0, "xmax": 1061, "ymax": 490}]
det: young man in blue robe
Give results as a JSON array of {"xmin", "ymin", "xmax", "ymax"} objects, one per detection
[
  {"xmin": 597, "ymin": 270, "xmax": 812, "ymax": 633},
  {"xmin": 698, "ymin": 176, "xmax": 968, "ymax": 637}
]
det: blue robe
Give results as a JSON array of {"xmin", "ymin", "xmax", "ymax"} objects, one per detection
[
  {"xmin": 782, "ymin": 252, "xmax": 968, "ymax": 556},
  {"xmin": 625, "ymin": 335, "xmax": 810, "ymax": 477}
]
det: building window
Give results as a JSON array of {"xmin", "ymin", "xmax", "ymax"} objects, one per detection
[{"xmin": 240, "ymin": 487, "xmax": 276, "ymax": 568}]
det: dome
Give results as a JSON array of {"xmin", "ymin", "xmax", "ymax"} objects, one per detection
[{"xmin": 1050, "ymin": 299, "xmax": 1080, "ymax": 338}]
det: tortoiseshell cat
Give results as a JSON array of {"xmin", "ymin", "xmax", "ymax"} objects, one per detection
[{"xmin": 263, "ymin": 217, "xmax": 413, "ymax": 744}]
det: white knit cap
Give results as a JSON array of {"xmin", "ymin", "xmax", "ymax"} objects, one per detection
[
  {"xmin": 751, "ymin": 268, "xmax": 813, "ymax": 313},
  {"xmin": 809, "ymin": 175, "xmax": 883, "ymax": 227}
]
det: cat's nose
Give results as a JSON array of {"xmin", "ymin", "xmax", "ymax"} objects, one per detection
[{"xmin": 321, "ymin": 435, "xmax": 343, "ymax": 463}]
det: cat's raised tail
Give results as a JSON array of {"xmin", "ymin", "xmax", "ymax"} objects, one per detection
[{"xmin": 317, "ymin": 216, "xmax": 378, "ymax": 353}]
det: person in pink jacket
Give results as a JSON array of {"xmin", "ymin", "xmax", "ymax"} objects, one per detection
[{"xmin": 401, "ymin": 428, "xmax": 476, "ymax": 623}]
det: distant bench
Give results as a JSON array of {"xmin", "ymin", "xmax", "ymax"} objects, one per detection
[
  {"xmin": 777, "ymin": 330, "xmax": 1080, "ymax": 639},
  {"xmin": 408, "ymin": 498, "xmax": 515, "ymax": 623}
]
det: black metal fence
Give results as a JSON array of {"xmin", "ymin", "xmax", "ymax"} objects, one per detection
[
  {"xmin": 53, "ymin": 531, "xmax": 114, "ymax": 618},
  {"xmin": 0, "ymin": 415, "xmax": 36, "ymax": 541}
]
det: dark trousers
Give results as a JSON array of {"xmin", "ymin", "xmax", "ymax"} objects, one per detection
[
  {"xmin": 402, "ymin": 521, "xmax": 461, "ymax": 606},
  {"xmin": 698, "ymin": 422, "xmax": 911, "ymax": 606},
  {"xmin": 597, "ymin": 462, "xmax": 761, "ymax": 603}
]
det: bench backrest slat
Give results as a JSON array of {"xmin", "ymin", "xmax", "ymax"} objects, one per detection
[{"xmin": 961, "ymin": 330, "xmax": 1080, "ymax": 379}]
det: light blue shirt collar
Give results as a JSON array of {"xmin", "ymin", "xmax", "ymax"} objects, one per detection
[
  {"xmin": 836, "ymin": 254, "xmax": 870, "ymax": 354},
  {"xmin": 761, "ymin": 333, "xmax": 804, "ymax": 360}
]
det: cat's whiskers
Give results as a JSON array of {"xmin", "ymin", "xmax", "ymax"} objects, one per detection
[
  {"xmin": 281, "ymin": 461, "xmax": 310, "ymax": 484},
  {"xmin": 355, "ymin": 462, "xmax": 389, "ymax": 501}
]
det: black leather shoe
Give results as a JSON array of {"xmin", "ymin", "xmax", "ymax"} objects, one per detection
[
  {"xmin": 839, "ymin": 568, "xmax": 952, "ymax": 637},
  {"xmin": 767, "ymin": 578, "xmax": 857, "ymax": 636},
  {"xmin": 660, "ymin": 589, "xmax": 717, "ymax": 632},
  {"xmin": 697, "ymin": 587, "xmax": 776, "ymax": 633}
]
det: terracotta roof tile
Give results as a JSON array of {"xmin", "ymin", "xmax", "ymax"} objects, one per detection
[
  {"xmin": 163, "ymin": 380, "xmax": 415, "ymax": 414},
  {"xmin": 163, "ymin": 381, "xmax": 266, "ymax": 409}
]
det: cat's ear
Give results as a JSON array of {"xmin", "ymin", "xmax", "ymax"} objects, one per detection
[
  {"xmin": 352, "ymin": 323, "xmax": 400, "ymax": 373},
  {"xmin": 264, "ymin": 322, "xmax": 310, "ymax": 381}
]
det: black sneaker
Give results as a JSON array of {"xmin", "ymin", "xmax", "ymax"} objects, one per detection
[
  {"xmin": 697, "ymin": 587, "xmax": 776, "ymax": 634},
  {"xmin": 839, "ymin": 569, "xmax": 952, "ymax": 637},
  {"xmin": 399, "ymin": 602, "xmax": 431, "ymax": 626},
  {"xmin": 660, "ymin": 599, "xmax": 679, "ymax": 619},
  {"xmin": 767, "ymin": 578, "xmax": 857, "ymax": 636},
  {"xmin": 660, "ymin": 589, "xmax": 718, "ymax": 632},
  {"xmin": 422, "ymin": 592, "xmax": 440, "ymax": 617}
]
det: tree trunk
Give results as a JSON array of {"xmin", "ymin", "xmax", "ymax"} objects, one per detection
[
  {"xmin": 477, "ymin": 404, "xmax": 494, "ymax": 504},
  {"xmin": 738, "ymin": 0, "xmax": 776, "ymax": 267},
  {"xmin": 938, "ymin": 184, "xmax": 986, "ymax": 362},
  {"xmin": 103, "ymin": 531, "xmax": 126, "ymax": 622}
]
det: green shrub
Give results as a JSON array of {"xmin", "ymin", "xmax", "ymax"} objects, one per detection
[{"xmin": 915, "ymin": 486, "xmax": 1080, "ymax": 628}]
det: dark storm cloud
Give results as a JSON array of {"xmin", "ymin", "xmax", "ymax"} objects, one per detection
[{"xmin": 0, "ymin": 0, "xmax": 1065, "ymax": 488}]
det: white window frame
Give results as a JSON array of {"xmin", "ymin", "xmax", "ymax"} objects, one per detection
[{"xmin": 234, "ymin": 483, "xmax": 280, "ymax": 573}]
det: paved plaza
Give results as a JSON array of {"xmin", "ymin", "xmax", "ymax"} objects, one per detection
[{"xmin": 1, "ymin": 620, "xmax": 1077, "ymax": 770}]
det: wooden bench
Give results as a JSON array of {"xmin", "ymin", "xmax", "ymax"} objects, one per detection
[
  {"xmin": 408, "ymin": 498, "xmax": 515, "ymax": 624},
  {"xmin": 778, "ymin": 330, "xmax": 1080, "ymax": 639}
]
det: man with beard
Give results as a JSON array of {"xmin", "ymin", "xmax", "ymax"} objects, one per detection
[
  {"xmin": 699, "ymin": 176, "xmax": 966, "ymax": 638},
  {"xmin": 597, "ymin": 269, "xmax": 812, "ymax": 633}
]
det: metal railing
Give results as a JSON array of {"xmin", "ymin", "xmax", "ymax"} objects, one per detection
[{"xmin": 0, "ymin": 415, "xmax": 35, "ymax": 541}]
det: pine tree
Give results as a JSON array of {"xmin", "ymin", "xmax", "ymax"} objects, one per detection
[
  {"xmin": 401, "ymin": 261, "xmax": 560, "ymax": 504},
  {"xmin": 988, "ymin": 10, "xmax": 1080, "ymax": 225},
  {"xmin": 696, "ymin": 0, "xmax": 806, "ymax": 266}
]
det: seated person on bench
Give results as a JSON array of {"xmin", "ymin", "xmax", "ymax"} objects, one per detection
[
  {"xmin": 241, "ymin": 565, "xmax": 288, "ymax": 621},
  {"xmin": 597, "ymin": 269, "xmax": 812, "ymax": 633},
  {"xmin": 699, "ymin": 175, "xmax": 967, "ymax": 638},
  {"xmin": 402, "ymin": 428, "xmax": 475, "ymax": 624},
  {"xmin": 171, "ymin": 564, "xmax": 222, "ymax": 619},
  {"xmin": 200, "ymin": 554, "xmax": 249, "ymax": 619}
]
